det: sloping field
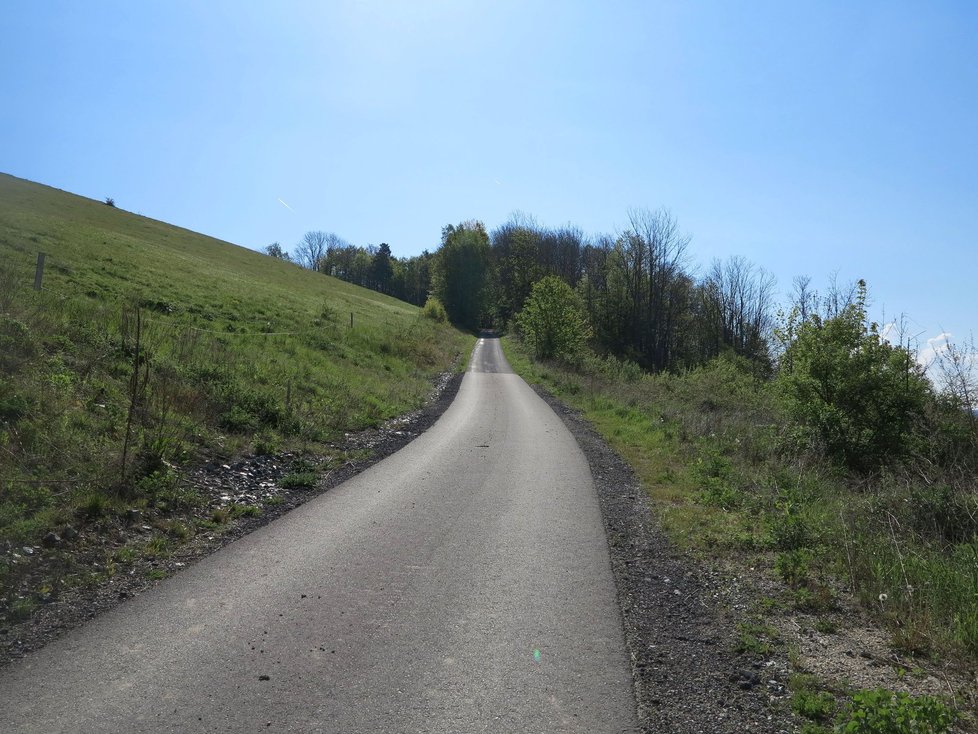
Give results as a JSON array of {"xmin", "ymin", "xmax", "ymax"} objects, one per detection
[{"xmin": 0, "ymin": 172, "xmax": 470, "ymax": 551}]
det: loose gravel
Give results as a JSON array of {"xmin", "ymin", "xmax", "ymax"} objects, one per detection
[{"xmin": 533, "ymin": 386, "xmax": 797, "ymax": 734}]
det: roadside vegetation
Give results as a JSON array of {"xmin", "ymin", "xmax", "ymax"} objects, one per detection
[
  {"xmin": 0, "ymin": 173, "xmax": 470, "ymax": 619},
  {"xmin": 419, "ymin": 210, "xmax": 978, "ymax": 730},
  {"xmin": 503, "ymin": 327, "xmax": 975, "ymax": 730}
]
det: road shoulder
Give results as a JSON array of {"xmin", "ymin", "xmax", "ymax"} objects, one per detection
[{"xmin": 531, "ymin": 384, "xmax": 797, "ymax": 734}]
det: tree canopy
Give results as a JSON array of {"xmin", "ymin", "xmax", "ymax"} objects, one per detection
[
  {"xmin": 433, "ymin": 221, "xmax": 491, "ymax": 330},
  {"xmin": 516, "ymin": 275, "xmax": 591, "ymax": 361}
]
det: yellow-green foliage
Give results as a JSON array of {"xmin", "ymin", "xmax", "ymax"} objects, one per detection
[
  {"xmin": 837, "ymin": 688, "xmax": 955, "ymax": 734},
  {"xmin": 0, "ymin": 173, "xmax": 471, "ymax": 545},
  {"xmin": 421, "ymin": 295, "xmax": 448, "ymax": 323},
  {"xmin": 516, "ymin": 275, "xmax": 591, "ymax": 362}
]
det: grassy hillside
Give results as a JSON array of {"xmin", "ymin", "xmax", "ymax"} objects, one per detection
[{"xmin": 0, "ymin": 172, "xmax": 471, "ymax": 550}]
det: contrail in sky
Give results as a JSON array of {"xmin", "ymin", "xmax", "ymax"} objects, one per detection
[{"xmin": 278, "ymin": 198, "xmax": 294, "ymax": 211}]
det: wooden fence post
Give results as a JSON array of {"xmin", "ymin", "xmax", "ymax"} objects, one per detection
[{"xmin": 33, "ymin": 252, "xmax": 46, "ymax": 291}]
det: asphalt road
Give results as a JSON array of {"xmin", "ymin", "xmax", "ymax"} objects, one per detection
[{"xmin": 0, "ymin": 337, "xmax": 637, "ymax": 733}]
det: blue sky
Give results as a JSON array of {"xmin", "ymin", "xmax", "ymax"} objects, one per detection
[{"xmin": 2, "ymin": 1, "xmax": 975, "ymax": 359}]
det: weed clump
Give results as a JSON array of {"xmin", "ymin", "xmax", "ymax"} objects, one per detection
[
  {"xmin": 279, "ymin": 472, "xmax": 318, "ymax": 490},
  {"xmin": 836, "ymin": 688, "xmax": 955, "ymax": 734},
  {"xmin": 791, "ymin": 688, "xmax": 836, "ymax": 722}
]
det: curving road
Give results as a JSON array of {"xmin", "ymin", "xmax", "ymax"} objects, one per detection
[{"xmin": 0, "ymin": 337, "xmax": 637, "ymax": 733}]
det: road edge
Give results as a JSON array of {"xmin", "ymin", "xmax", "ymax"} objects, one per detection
[
  {"xmin": 529, "ymin": 383, "xmax": 797, "ymax": 734},
  {"xmin": 1, "ymin": 368, "xmax": 467, "ymax": 667}
]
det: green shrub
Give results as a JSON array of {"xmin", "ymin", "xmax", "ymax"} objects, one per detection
[
  {"xmin": 699, "ymin": 477, "xmax": 742, "ymax": 509},
  {"xmin": 135, "ymin": 467, "xmax": 177, "ymax": 496},
  {"xmin": 734, "ymin": 622, "xmax": 776, "ymax": 656},
  {"xmin": 815, "ymin": 617, "xmax": 838, "ymax": 634},
  {"xmin": 218, "ymin": 383, "xmax": 285, "ymax": 433},
  {"xmin": 792, "ymin": 688, "xmax": 836, "ymax": 721},
  {"xmin": 150, "ymin": 481, "xmax": 202, "ymax": 513},
  {"xmin": 220, "ymin": 404, "xmax": 258, "ymax": 433},
  {"xmin": 767, "ymin": 490, "xmax": 813, "ymax": 550},
  {"xmin": 835, "ymin": 688, "xmax": 954, "ymax": 734},
  {"xmin": 693, "ymin": 449, "xmax": 742, "ymax": 509},
  {"xmin": 793, "ymin": 584, "xmax": 835, "ymax": 613},
  {"xmin": 776, "ymin": 282, "xmax": 933, "ymax": 471},
  {"xmin": 776, "ymin": 548, "xmax": 812, "ymax": 588},
  {"xmin": 253, "ymin": 433, "xmax": 279, "ymax": 456},
  {"xmin": 421, "ymin": 296, "xmax": 448, "ymax": 323},
  {"xmin": 582, "ymin": 353, "xmax": 643, "ymax": 382},
  {"xmin": 77, "ymin": 490, "xmax": 110, "ymax": 520}
]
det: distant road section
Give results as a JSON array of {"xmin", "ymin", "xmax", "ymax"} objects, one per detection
[{"xmin": 0, "ymin": 337, "xmax": 637, "ymax": 733}]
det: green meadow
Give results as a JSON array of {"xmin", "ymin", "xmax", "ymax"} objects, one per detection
[{"xmin": 0, "ymin": 173, "xmax": 472, "ymax": 551}]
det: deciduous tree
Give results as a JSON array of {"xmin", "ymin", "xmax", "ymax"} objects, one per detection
[
  {"xmin": 264, "ymin": 242, "xmax": 290, "ymax": 260},
  {"xmin": 295, "ymin": 231, "xmax": 330, "ymax": 270},
  {"xmin": 517, "ymin": 275, "xmax": 591, "ymax": 362},
  {"xmin": 776, "ymin": 281, "xmax": 932, "ymax": 470},
  {"xmin": 433, "ymin": 221, "xmax": 491, "ymax": 330}
]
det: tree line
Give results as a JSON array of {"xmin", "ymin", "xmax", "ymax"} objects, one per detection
[
  {"xmin": 265, "ymin": 209, "xmax": 964, "ymax": 411},
  {"xmin": 265, "ymin": 232, "xmax": 434, "ymax": 307},
  {"xmin": 430, "ymin": 209, "xmax": 778, "ymax": 373},
  {"xmin": 267, "ymin": 210, "xmax": 780, "ymax": 373}
]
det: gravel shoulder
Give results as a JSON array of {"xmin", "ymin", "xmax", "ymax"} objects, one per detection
[{"xmin": 533, "ymin": 385, "xmax": 798, "ymax": 734}]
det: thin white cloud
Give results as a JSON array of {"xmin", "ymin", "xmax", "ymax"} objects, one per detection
[
  {"xmin": 277, "ymin": 198, "xmax": 294, "ymax": 212},
  {"xmin": 919, "ymin": 332, "xmax": 954, "ymax": 369},
  {"xmin": 920, "ymin": 331, "xmax": 978, "ymax": 399}
]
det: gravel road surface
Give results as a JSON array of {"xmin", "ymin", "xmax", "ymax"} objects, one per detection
[{"xmin": 0, "ymin": 338, "xmax": 638, "ymax": 733}]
